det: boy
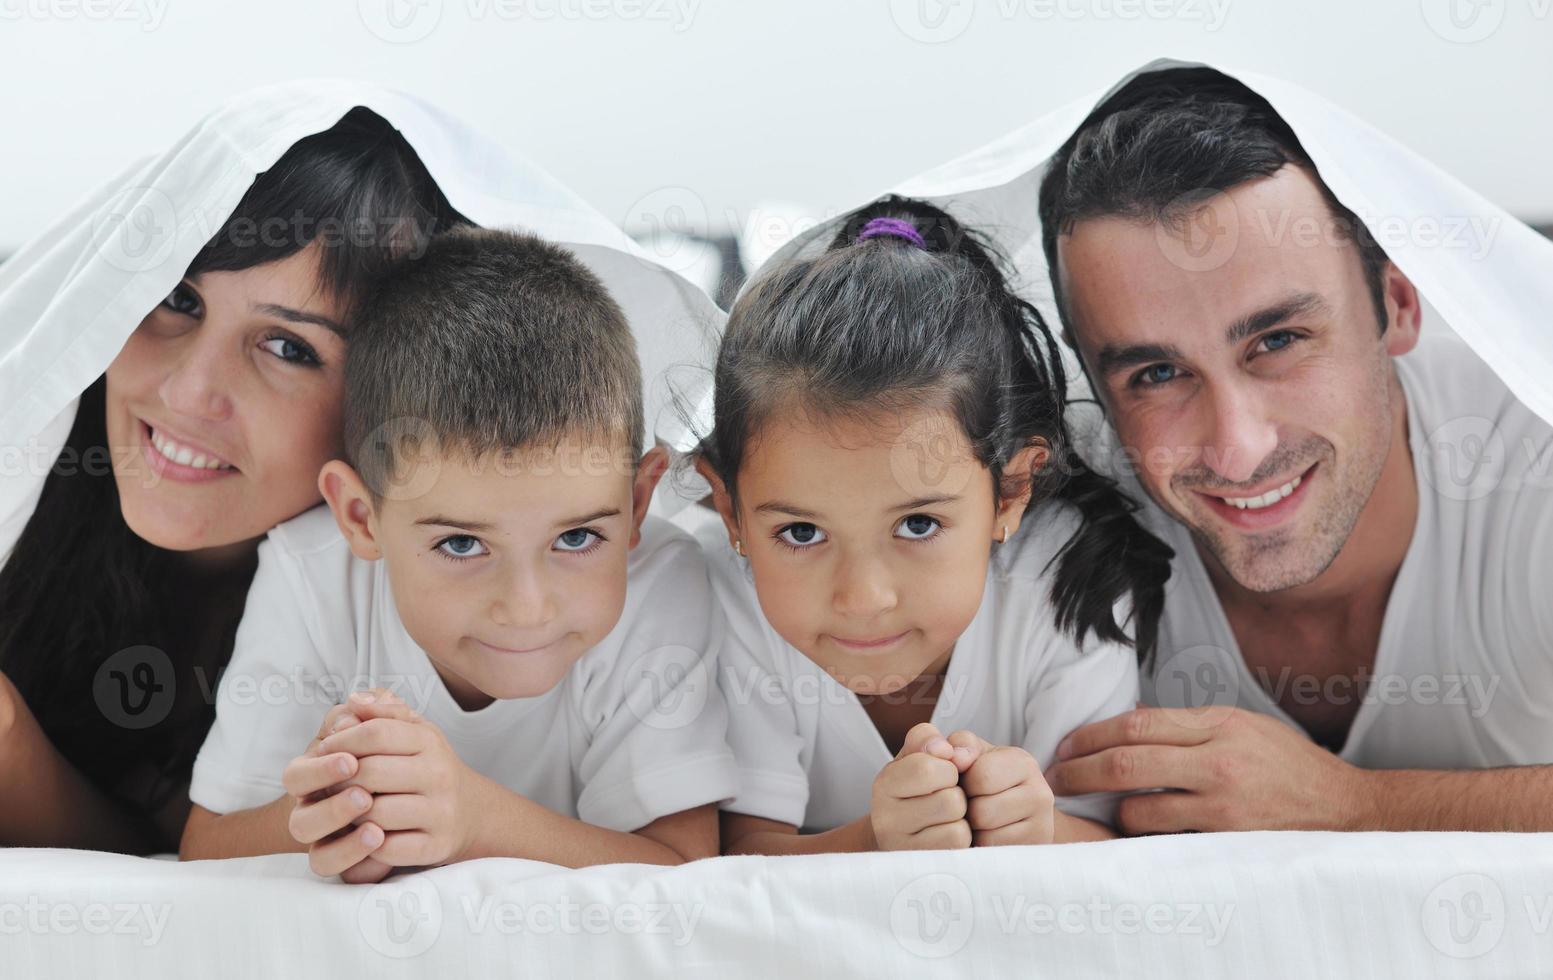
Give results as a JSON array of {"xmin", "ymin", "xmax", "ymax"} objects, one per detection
[{"xmin": 181, "ymin": 228, "xmax": 736, "ymax": 882}]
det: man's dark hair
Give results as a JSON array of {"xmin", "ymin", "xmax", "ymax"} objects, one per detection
[
  {"xmin": 345, "ymin": 227, "xmax": 643, "ymax": 496},
  {"xmin": 1038, "ymin": 67, "xmax": 1391, "ymax": 336}
]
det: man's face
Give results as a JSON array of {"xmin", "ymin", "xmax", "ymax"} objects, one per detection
[{"xmin": 1057, "ymin": 165, "xmax": 1416, "ymax": 593}]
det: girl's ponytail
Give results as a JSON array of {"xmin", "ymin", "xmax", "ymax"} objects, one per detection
[{"xmin": 710, "ymin": 194, "xmax": 1173, "ymax": 661}]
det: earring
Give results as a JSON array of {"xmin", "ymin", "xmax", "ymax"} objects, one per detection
[
  {"xmin": 734, "ymin": 539, "xmax": 745, "ymax": 557},
  {"xmin": 1000, "ymin": 525, "xmax": 1009, "ymax": 544}
]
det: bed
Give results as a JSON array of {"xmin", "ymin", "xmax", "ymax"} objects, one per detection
[{"xmin": 4, "ymin": 831, "xmax": 1548, "ymax": 977}]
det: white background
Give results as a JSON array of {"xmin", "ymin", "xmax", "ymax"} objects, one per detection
[{"xmin": 2, "ymin": 0, "xmax": 1550, "ymax": 255}]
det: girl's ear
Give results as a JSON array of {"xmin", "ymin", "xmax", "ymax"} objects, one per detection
[
  {"xmin": 319, "ymin": 460, "xmax": 383, "ymax": 561},
  {"xmin": 692, "ymin": 455, "xmax": 742, "ymax": 551},
  {"xmin": 627, "ymin": 444, "xmax": 672, "ymax": 549},
  {"xmin": 993, "ymin": 439, "xmax": 1052, "ymax": 542}
]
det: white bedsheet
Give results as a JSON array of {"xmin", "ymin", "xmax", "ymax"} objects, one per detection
[{"xmin": 3, "ymin": 832, "xmax": 1550, "ymax": 977}]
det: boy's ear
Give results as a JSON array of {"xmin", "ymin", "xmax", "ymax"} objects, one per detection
[
  {"xmin": 994, "ymin": 439, "xmax": 1052, "ymax": 542},
  {"xmin": 692, "ymin": 455, "xmax": 742, "ymax": 551},
  {"xmin": 627, "ymin": 444, "xmax": 672, "ymax": 549},
  {"xmin": 319, "ymin": 460, "xmax": 384, "ymax": 561}
]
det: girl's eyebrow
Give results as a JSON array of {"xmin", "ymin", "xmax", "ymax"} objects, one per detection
[
  {"xmin": 753, "ymin": 494, "xmax": 962, "ymax": 520},
  {"xmin": 753, "ymin": 500, "xmax": 822, "ymax": 519},
  {"xmin": 890, "ymin": 494, "xmax": 962, "ymax": 512}
]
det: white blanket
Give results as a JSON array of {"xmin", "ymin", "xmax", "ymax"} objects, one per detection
[{"xmin": 3, "ymin": 834, "xmax": 1549, "ymax": 977}]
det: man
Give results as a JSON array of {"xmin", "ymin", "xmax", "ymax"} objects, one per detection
[{"xmin": 1038, "ymin": 69, "xmax": 1553, "ymax": 833}]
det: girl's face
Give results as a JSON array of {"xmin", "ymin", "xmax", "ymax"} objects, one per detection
[
  {"xmin": 105, "ymin": 245, "xmax": 351, "ymax": 557},
  {"xmin": 705, "ymin": 405, "xmax": 1041, "ymax": 696}
]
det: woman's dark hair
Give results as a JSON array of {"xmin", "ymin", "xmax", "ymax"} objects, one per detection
[
  {"xmin": 697, "ymin": 195, "xmax": 1172, "ymax": 661},
  {"xmin": 0, "ymin": 108, "xmax": 464, "ymax": 844}
]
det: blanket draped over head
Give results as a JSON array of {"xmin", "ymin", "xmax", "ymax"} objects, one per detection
[
  {"xmin": 756, "ymin": 57, "xmax": 1553, "ymax": 446},
  {"xmin": 0, "ymin": 79, "xmax": 725, "ymax": 561}
]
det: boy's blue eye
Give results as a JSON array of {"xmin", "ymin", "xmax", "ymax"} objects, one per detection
[
  {"xmin": 555, "ymin": 528, "xmax": 599, "ymax": 552},
  {"xmin": 436, "ymin": 535, "xmax": 488, "ymax": 560},
  {"xmin": 895, "ymin": 514, "xmax": 941, "ymax": 540},
  {"xmin": 777, "ymin": 523, "xmax": 826, "ymax": 548}
]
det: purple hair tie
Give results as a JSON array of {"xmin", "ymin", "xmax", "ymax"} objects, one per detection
[{"xmin": 856, "ymin": 217, "xmax": 926, "ymax": 249}]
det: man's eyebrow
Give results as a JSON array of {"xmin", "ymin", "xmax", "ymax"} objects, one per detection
[
  {"xmin": 414, "ymin": 516, "xmax": 495, "ymax": 532},
  {"xmin": 1224, "ymin": 292, "xmax": 1326, "ymax": 345},
  {"xmin": 256, "ymin": 303, "xmax": 346, "ymax": 338},
  {"xmin": 1092, "ymin": 292, "xmax": 1329, "ymax": 378},
  {"xmin": 1096, "ymin": 342, "xmax": 1187, "ymax": 377},
  {"xmin": 753, "ymin": 500, "xmax": 823, "ymax": 520},
  {"xmin": 556, "ymin": 507, "xmax": 621, "ymax": 528}
]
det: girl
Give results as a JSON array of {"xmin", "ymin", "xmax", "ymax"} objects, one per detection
[{"xmin": 694, "ymin": 196, "xmax": 1172, "ymax": 853}]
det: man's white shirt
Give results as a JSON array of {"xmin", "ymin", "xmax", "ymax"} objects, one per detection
[{"xmin": 1140, "ymin": 333, "xmax": 1553, "ymax": 768}]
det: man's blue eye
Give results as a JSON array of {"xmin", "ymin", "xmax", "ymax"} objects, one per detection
[
  {"xmin": 1262, "ymin": 331, "xmax": 1295, "ymax": 352},
  {"xmin": 1140, "ymin": 364, "xmax": 1177, "ymax": 386}
]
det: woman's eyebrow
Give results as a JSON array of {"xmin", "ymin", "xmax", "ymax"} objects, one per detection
[{"xmin": 255, "ymin": 302, "xmax": 345, "ymax": 338}]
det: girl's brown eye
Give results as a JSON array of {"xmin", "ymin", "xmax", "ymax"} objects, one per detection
[{"xmin": 896, "ymin": 514, "xmax": 941, "ymax": 540}]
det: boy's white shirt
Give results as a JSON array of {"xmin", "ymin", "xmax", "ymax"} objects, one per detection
[
  {"xmin": 190, "ymin": 508, "xmax": 738, "ymax": 835},
  {"xmin": 702, "ymin": 505, "xmax": 1139, "ymax": 832}
]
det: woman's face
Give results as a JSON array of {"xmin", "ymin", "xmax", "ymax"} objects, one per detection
[{"xmin": 105, "ymin": 244, "xmax": 351, "ymax": 554}]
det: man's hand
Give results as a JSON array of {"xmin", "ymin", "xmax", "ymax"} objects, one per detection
[
  {"xmin": 1044, "ymin": 705, "xmax": 1367, "ymax": 833},
  {"xmin": 869, "ymin": 722, "xmax": 975, "ymax": 851},
  {"xmin": 310, "ymin": 702, "xmax": 491, "ymax": 870},
  {"xmin": 944, "ymin": 730, "xmax": 1056, "ymax": 846}
]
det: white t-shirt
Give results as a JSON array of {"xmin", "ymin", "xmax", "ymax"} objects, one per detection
[
  {"xmin": 190, "ymin": 507, "xmax": 739, "ymax": 834},
  {"xmin": 1140, "ymin": 333, "xmax": 1553, "ymax": 769},
  {"xmin": 703, "ymin": 506, "xmax": 1140, "ymax": 832}
]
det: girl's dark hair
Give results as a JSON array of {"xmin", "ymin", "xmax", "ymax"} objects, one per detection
[
  {"xmin": 698, "ymin": 195, "xmax": 1172, "ymax": 661},
  {"xmin": 0, "ymin": 108, "xmax": 464, "ymax": 844}
]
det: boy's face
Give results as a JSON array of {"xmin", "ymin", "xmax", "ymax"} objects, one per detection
[
  {"xmin": 702, "ymin": 406, "xmax": 1042, "ymax": 697},
  {"xmin": 322, "ymin": 437, "xmax": 666, "ymax": 710}
]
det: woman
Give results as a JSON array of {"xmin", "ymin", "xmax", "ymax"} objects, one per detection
[{"xmin": 0, "ymin": 83, "xmax": 722, "ymax": 854}]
